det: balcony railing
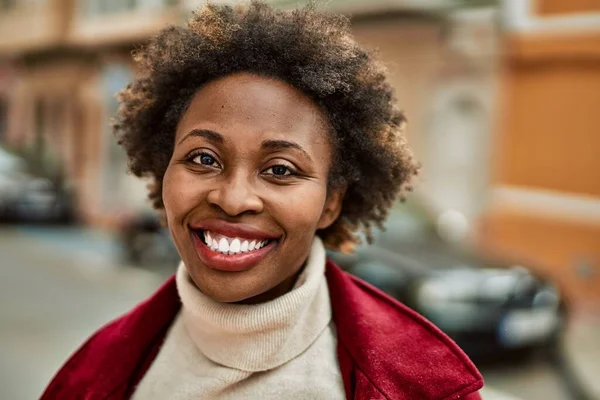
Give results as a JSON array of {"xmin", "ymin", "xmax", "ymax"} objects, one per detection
[{"xmin": 67, "ymin": 0, "xmax": 180, "ymax": 47}]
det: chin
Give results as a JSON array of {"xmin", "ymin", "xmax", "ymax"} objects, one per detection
[
  {"xmin": 182, "ymin": 250, "xmax": 281, "ymax": 303},
  {"xmin": 188, "ymin": 272, "xmax": 263, "ymax": 303}
]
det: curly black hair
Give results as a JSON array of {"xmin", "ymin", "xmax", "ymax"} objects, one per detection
[{"xmin": 114, "ymin": 1, "xmax": 419, "ymax": 251}]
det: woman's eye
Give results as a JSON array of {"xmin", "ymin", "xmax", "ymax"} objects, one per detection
[
  {"xmin": 265, "ymin": 165, "xmax": 294, "ymax": 176},
  {"xmin": 191, "ymin": 153, "xmax": 218, "ymax": 166}
]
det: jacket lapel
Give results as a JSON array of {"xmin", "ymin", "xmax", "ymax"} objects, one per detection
[{"xmin": 326, "ymin": 260, "xmax": 483, "ymax": 400}]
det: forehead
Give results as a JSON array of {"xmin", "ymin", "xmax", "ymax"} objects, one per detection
[{"xmin": 176, "ymin": 73, "xmax": 330, "ymax": 145}]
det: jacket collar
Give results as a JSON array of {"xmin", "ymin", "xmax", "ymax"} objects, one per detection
[{"xmin": 325, "ymin": 260, "xmax": 483, "ymax": 399}]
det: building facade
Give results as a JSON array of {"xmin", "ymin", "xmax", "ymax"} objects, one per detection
[{"xmin": 481, "ymin": 0, "xmax": 600, "ymax": 304}]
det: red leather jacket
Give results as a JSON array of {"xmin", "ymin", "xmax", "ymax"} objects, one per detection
[{"xmin": 42, "ymin": 261, "xmax": 483, "ymax": 399}]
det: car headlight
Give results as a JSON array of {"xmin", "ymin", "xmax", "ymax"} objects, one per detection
[
  {"xmin": 415, "ymin": 280, "xmax": 453, "ymax": 305},
  {"xmin": 416, "ymin": 276, "xmax": 480, "ymax": 305}
]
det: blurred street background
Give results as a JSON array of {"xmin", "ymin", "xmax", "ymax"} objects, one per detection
[{"xmin": 1, "ymin": 0, "xmax": 599, "ymax": 399}]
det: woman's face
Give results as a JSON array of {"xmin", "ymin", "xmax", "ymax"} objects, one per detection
[{"xmin": 163, "ymin": 72, "xmax": 342, "ymax": 303}]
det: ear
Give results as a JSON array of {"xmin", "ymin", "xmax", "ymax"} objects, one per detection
[{"xmin": 317, "ymin": 187, "xmax": 345, "ymax": 230}]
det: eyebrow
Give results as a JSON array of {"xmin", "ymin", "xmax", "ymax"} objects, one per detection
[
  {"xmin": 178, "ymin": 129, "xmax": 312, "ymax": 161},
  {"xmin": 177, "ymin": 129, "xmax": 223, "ymax": 145},
  {"xmin": 261, "ymin": 139, "xmax": 312, "ymax": 161}
]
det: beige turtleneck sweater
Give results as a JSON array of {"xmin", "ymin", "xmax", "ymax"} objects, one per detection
[{"xmin": 132, "ymin": 237, "xmax": 345, "ymax": 400}]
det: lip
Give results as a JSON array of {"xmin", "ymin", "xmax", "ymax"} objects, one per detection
[
  {"xmin": 189, "ymin": 218, "xmax": 278, "ymax": 241},
  {"xmin": 191, "ymin": 231, "xmax": 277, "ymax": 272}
]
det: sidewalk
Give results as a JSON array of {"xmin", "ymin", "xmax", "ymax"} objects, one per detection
[
  {"xmin": 480, "ymin": 387, "xmax": 522, "ymax": 400},
  {"xmin": 564, "ymin": 309, "xmax": 600, "ymax": 399},
  {"xmin": 12, "ymin": 225, "xmax": 123, "ymax": 267}
]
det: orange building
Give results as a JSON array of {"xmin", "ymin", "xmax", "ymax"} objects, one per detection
[{"xmin": 481, "ymin": 0, "xmax": 600, "ymax": 305}]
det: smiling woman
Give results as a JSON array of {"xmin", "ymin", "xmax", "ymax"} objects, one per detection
[{"xmin": 41, "ymin": 2, "xmax": 484, "ymax": 399}]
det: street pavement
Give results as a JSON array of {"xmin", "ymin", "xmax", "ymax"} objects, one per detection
[
  {"xmin": 0, "ymin": 226, "xmax": 167, "ymax": 400},
  {"xmin": 0, "ymin": 225, "xmax": 598, "ymax": 400}
]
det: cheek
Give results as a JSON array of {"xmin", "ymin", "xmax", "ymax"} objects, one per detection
[
  {"xmin": 162, "ymin": 165, "xmax": 201, "ymax": 224},
  {"xmin": 270, "ymin": 185, "xmax": 327, "ymax": 235}
]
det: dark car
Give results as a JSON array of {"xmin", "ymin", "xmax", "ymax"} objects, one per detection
[
  {"xmin": 10, "ymin": 177, "xmax": 75, "ymax": 224},
  {"xmin": 328, "ymin": 200, "xmax": 566, "ymax": 362},
  {"xmin": 0, "ymin": 146, "xmax": 75, "ymax": 224}
]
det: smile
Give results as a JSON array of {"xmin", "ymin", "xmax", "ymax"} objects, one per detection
[
  {"xmin": 195, "ymin": 230, "xmax": 274, "ymax": 255},
  {"xmin": 189, "ymin": 220, "xmax": 280, "ymax": 272}
]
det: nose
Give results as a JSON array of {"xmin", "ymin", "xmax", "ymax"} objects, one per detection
[{"xmin": 206, "ymin": 171, "xmax": 264, "ymax": 217}]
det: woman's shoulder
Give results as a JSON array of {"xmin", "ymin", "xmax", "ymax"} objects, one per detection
[
  {"xmin": 325, "ymin": 259, "xmax": 484, "ymax": 400},
  {"xmin": 40, "ymin": 276, "xmax": 181, "ymax": 399}
]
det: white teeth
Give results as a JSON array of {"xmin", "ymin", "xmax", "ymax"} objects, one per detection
[
  {"xmin": 204, "ymin": 231, "xmax": 272, "ymax": 254},
  {"xmin": 230, "ymin": 238, "xmax": 241, "ymax": 254},
  {"xmin": 218, "ymin": 238, "xmax": 229, "ymax": 253}
]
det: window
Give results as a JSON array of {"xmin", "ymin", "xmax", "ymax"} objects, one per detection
[
  {"xmin": 83, "ymin": 0, "xmax": 174, "ymax": 16},
  {"xmin": 26, "ymin": 97, "xmax": 63, "ymax": 179},
  {"xmin": 137, "ymin": 0, "xmax": 175, "ymax": 10},
  {"xmin": 0, "ymin": 0, "xmax": 16, "ymax": 11},
  {"xmin": 84, "ymin": 0, "xmax": 135, "ymax": 17}
]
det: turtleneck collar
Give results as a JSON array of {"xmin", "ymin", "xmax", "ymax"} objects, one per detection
[{"xmin": 176, "ymin": 236, "xmax": 332, "ymax": 372}]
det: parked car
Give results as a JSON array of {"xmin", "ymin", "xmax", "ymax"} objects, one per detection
[
  {"xmin": 0, "ymin": 146, "xmax": 75, "ymax": 224},
  {"xmin": 328, "ymin": 200, "xmax": 567, "ymax": 362}
]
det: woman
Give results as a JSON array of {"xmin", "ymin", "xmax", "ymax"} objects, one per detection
[{"xmin": 42, "ymin": 2, "xmax": 483, "ymax": 399}]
